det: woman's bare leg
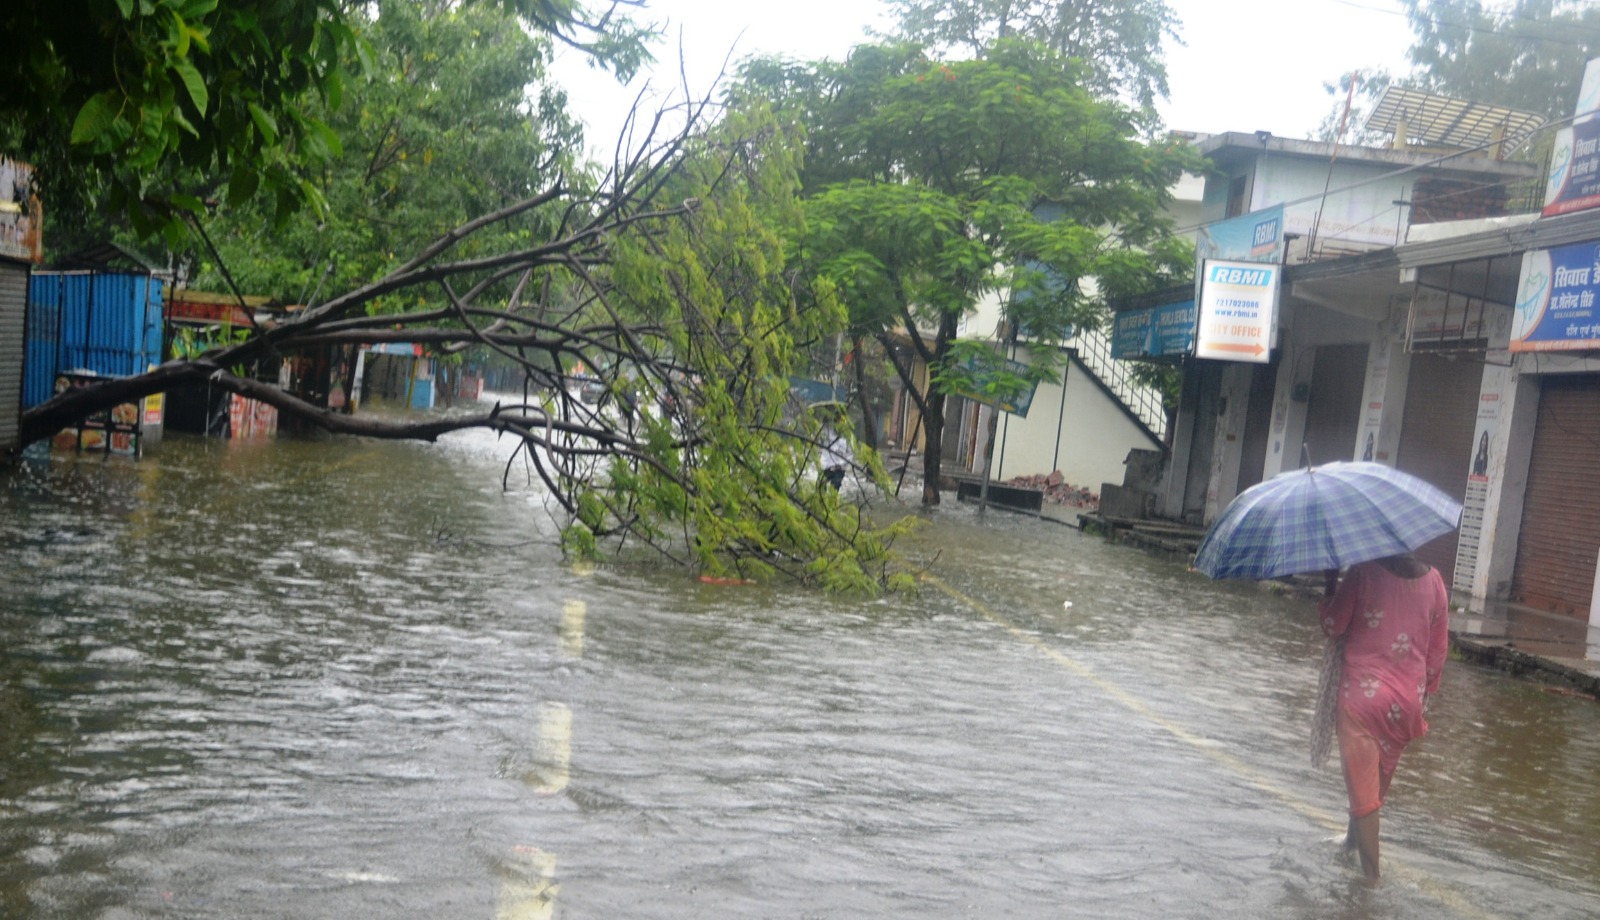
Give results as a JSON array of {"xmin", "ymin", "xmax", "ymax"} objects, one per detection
[{"xmin": 1352, "ymin": 811, "xmax": 1381, "ymax": 883}]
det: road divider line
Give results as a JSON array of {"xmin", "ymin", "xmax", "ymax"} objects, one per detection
[
  {"xmin": 921, "ymin": 571, "xmax": 1501, "ymax": 920},
  {"xmin": 560, "ymin": 600, "xmax": 586, "ymax": 659},
  {"xmin": 497, "ymin": 846, "xmax": 558, "ymax": 920},
  {"xmin": 529, "ymin": 702, "xmax": 572, "ymax": 796}
]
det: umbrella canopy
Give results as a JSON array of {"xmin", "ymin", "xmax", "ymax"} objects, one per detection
[{"xmin": 1193, "ymin": 461, "xmax": 1464, "ymax": 580}]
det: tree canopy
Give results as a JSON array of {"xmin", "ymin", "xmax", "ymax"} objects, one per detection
[
  {"xmin": 742, "ymin": 40, "xmax": 1196, "ymax": 504},
  {"xmin": 1402, "ymin": 0, "xmax": 1600, "ymax": 123},
  {"xmin": 197, "ymin": 0, "xmax": 584, "ymax": 303},
  {"xmin": 1316, "ymin": 1, "xmax": 1600, "ymax": 145},
  {"xmin": 0, "ymin": 0, "xmax": 652, "ymax": 250},
  {"xmin": 881, "ymin": 0, "xmax": 1181, "ymax": 115}
]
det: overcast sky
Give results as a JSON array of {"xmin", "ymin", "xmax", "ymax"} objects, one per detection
[{"xmin": 551, "ymin": 0, "xmax": 1419, "ymax": 156}]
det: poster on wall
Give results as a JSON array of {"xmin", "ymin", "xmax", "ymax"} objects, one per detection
[
  {"xmin": 1510, "ymin": 241, "xmax": 1600, "ymax": 352},
  {"xmin": 1452, "ymin": 365, "xmax": 1510, "ymax": 594},
  {"xmin": 1195, "ymin": 259, "xmax": 1278, "ymax": 363},
  {"xmin": 0, "ymin": 157, "xmax": 43, "ymax": 263}
]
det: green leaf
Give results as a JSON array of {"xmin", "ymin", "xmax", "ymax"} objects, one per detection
[
  {"xmin": 247, "ymin": 101, "xmax": 279, "ymax": 145},
  {"xmin": 227, "ymin": 166, "xmax": 260, "ymax": 206},
  {"xmin": 70, "ymin": 91, "xmax": 121, "ymax": 147},
  {"xmin": 172, "ymin": 58, "xmax": 208, "ymax": 115}
]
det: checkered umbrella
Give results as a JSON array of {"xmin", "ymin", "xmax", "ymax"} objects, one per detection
[{"xmin": 1193, "ymin": 461, "xmax": 1464, "ymax": 580}]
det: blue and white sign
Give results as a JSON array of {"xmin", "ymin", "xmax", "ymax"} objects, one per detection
[
  {"xmin": 1542, "ymin": 120, "xmax": 1600, "ymax": 217},
  {"xmin": 1196, "ymin": 259, "xmax": 1278, "ymax": 363},
  {"xmin": 1511, "ymin": 242, "xmax": 1600, "ymax": 352},
  {"xmin": 1196, "ymin": 205, "xmax": 1285, "ymax": 264},
  {"xmin": 1577, "ymin": 57, "xmax": 1600, "ymax": 125},
  {"xmin": 1111, "ymin": 299, "xmax": 1196, "ymax": 359}
]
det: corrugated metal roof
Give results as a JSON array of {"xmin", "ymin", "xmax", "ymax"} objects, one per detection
[{"xmin": 1366, "ymin": 86, "xmax": 1545, "ymax": 151}]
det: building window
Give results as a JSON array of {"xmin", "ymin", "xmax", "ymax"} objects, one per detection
[{"xmin": 1226, "ymin": 175, "xmax": 1249, "ymax": 218}]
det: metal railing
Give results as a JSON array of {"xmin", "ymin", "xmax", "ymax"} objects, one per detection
[{"xmin": 1070, "ymin": 326, "xmax": 1168, "ymax": 442}]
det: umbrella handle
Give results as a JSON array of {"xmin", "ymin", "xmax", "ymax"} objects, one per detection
[{"xmin": 1323, "ymin": 568, "xmax": 1339, "ymax": 599}]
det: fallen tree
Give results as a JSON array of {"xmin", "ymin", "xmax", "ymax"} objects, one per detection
[{"xmin": 20, "ymin": 108, "xmax": 914, "ymax": 593}]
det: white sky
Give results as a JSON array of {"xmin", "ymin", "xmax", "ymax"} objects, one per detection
[{"xmin": 551, "ymin": 0, "xmax": 1419, "ymax": 156}]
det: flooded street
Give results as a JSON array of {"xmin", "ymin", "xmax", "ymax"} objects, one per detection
[{"xmin": 3, "ymin": 424, "xmax": 1599, "ymax": 919}]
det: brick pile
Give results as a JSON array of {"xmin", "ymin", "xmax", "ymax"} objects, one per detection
[{"xmin": 1002, "ymin": 470, "xmax": 1098, "ymax": 507}]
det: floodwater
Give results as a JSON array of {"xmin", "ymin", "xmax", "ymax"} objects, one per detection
[{"xmin": 2, "ymin": 422, "xmax": 1598, "ymax": 919}]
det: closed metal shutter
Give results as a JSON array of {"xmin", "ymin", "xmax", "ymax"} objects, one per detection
[
  {"xmin": 1303, "ymin": 343, "xmax": 1368, "ymax": 467},
  {"xmin": 1510, "ymin": 374, "xmax": 1600, "ymax": 618},
  {"xmin": 0, "ymin": 259, "xmax": 27, "ymax": 451},
  {"xmin": 1396, "ymin": 354, "xmax": 1481, "ymax": 586}
]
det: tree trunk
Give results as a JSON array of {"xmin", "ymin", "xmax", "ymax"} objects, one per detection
[
  {"xmin": 921, "ymin": 389, "xmax": 946, "ymax": 506},
  {"xmin": 851, "ymin": 334, "xmax": 878, "ymax": 449}
]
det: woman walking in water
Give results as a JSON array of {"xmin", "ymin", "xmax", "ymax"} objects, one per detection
[{"xmin": 1320, "ymin": 553, "xmax": 1450, "ymax": 883}]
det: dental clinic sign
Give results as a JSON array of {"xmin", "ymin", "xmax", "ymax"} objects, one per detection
[
  {"xmin": 1511, "ymin": 241, "xmax": 1600, "ymax": 352},
  {"xmin": 1195, "ymin": 259, "xmax": 1278, "ymax": 363}
]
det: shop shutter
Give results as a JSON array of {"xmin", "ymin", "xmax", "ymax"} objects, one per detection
[
  {"xmin": 1396, "ymin": 354, "xmax": 1481, "ymax": 586},
  {"xmin": 1302, "ymin": 343, "xmax": 1368, "ymax": 467},
  {"xmin": 1510, "ymin": 374, "xmax": 1600, "ymax": 618},
  {"xmin": 1235, "ymin": 359, "xmax": 1279, "ymax": 496},
  {"xmin": 0, "ymin": 260, "xmax": 27, "ymax": 451}
]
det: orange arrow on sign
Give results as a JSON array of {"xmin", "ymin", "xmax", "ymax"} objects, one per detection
[{"xmin": 1209, "ymin": 342, "xmax": 1266, "ymax": 356}]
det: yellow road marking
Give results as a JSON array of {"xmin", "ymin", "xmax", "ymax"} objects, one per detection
[
  {"xmin": 527, "ymin": 702, "xmax": 572, "ymax": 796},
  {"xmin": 921, "ymin": 571, "xmax": 1501, "ymax": 919},
  {"xmin": 497, "ymin": 846, "xmax": 558, "ymax": 920},
  {"xmin": 560, "ymin": 600, "xmax": 586, "ymax": 659}
]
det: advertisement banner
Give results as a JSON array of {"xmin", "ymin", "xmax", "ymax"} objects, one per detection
[
  {"xmin": 952, "ymin": 352, "xmax": 1038, "ymax": 418},
  {"xmin": 1196, "ymin": 205, "xmax": 1284, "ymax": 264},
  {"xmin": 1110, "ymin": 299, "xmax": 1196, "ymax": 359},
  {"xmin": 1195, "ymin": 260, "xmax": 1278, "ymax": 363},
  {"xmin": 1577, "ymin": 57, "xmax": 1600, "ymax": 126},
  {"xmin": 1510, "ymin": 242, "xmax": 1600, "ymax": 352},
  {"xmin": 1541, "ymin": 121, "xmax": 1600, "ymax": 217},
  {"xmin": 0, "ymin": 157, "xmax": 42, "ymax": 263}
]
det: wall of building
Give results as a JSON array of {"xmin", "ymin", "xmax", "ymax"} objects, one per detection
[{"xmin": 985, "ymin": 354, "xmax": 1160, "ymax": 492}]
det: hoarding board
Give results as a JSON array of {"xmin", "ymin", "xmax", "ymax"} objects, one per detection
[
  {"xmin": 952, "ymin": 352, "xmax": 1038, "ymax": 418},
  {"xmin": 1111, "ymin": 298, "xmax": 1195, "ymax": 359},
  {"xmin": 1196, "ymin": 205, "xmax": 1284, "ymax": 264},
  {"xmin": 1195, "ymin": 259, "xmax": 1278, "ymax": 363},
  {"xmin": 1577, "ymin": 56, "xmax": 1600, "ymax": 126},
  {"xmin": 1542, "ymin": 121, "xmax": 1600, "ymax": 217},
  {"xmin": 1542, "ymin": 57, "xmax": 1600, "ymax": 217},
  {"xmin": 1510, "ymin": 242, "xmax": 1600, "ymax": 352}
]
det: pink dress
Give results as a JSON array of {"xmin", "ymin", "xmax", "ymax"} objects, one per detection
[{"xmin": 1320, "ymin": 561, "xmax": 1450, "ymax": 775}]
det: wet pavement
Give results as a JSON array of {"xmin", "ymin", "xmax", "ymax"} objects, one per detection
[{"xmin": 2, "ymin": 425, "xmax": 1599, "ymax": 918}]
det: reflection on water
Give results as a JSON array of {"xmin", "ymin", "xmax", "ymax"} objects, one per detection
[{"xmin": 2, "ymin": 430, "xmax": 1599, "ymax": 919}]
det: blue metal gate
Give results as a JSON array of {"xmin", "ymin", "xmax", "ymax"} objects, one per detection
[{"xmin": 24, "ymin": 271, "xmax": 164, "ymax": 408}]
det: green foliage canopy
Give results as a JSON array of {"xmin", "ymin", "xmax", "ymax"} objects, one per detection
[
  {"xmin": 743, "ymin": 40, "xmax": 1197, "ymax": 502},
  {"xmin": 882, "ymin": 0, "xmax": 1181, "ymax": 114}
]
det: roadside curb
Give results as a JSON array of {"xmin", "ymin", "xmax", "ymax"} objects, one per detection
[{"xmin": 1450, "ymin": 635, "xmax": 1600, "ymax": 699}]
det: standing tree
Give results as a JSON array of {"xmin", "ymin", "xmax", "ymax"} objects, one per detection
[
  {"xmin": 0, "ymin": 0, "xmax": 651, "ymax": 252},
  {"xmin": 1314, "ymin": 2, "xmax": 1600, "ymax": 146},
  {"xmin": 745, "ymin": 40, "xmax": 1195, "ymax": 505},
  {"xmin": 881, "ymin": 0, "xmax": 1181, "ymax": 115},
  {"xmin": 1401, "ymin": 0, "xmax": 1600, "ymax": 123},
  {"xmin": 198, "ymin": 0, "xmax": 585, "ymax": 301}
]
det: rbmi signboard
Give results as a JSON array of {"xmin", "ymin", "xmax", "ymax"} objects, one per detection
[{"xmin": 1195, "ymin": 259, "xmax": 1278, "ymax": 363}]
